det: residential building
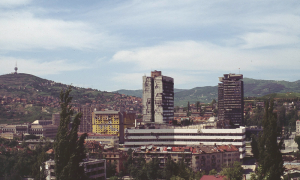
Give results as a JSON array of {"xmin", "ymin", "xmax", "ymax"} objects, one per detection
[
  {"xmin": 78, "ymin": 105, "xmax": 95, "ymax": 133},
  {"xmin": 29, "ymin": 124, "xmax": 58, "ymax": 139},
  {"xmin": 218, "ymin": 73, "xmax": 244, "ymax": 127},
  {"xmin": 0, "ymin": 132, "xmax": 22, "ymax": 140},
  {"xmin": 78, "ymin": 133, "xmax": 119, "ymax": 149},
  {"xmin": 51, "ymin": 113, "xmax": 60, "ymax": 126},
  {"xmin": 132, "ymin": 144, "xmax": 240, "ymax": 172},
  {"xmin": 1, "ymin": 124, "xmax": 58, "ymax": 139},
  {"xmin": 92, "ymin": 110, "xmax": 135, "ymax": 143},
  {"xmin": 32, "ymin": 120, "xmax": 53, "ymax": 125},
  {"xmin": 142, "ymin": 70, "xmax": 174, "ymax": 123},
  {"xmin": 124, "ymin": 125, "xmax": 246, "ymax": 160},
  {"xmin": 102, "ymin": 149, "xmax": 127, "ymax": 173},
  {"xmin": 44, "ymin": 158, "xmax": 106, "ymax": 180}
]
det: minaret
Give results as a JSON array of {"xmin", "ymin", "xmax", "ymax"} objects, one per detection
[{"xmin": 14, "ymin": 62, "xmax": 18, "ymax": 74}]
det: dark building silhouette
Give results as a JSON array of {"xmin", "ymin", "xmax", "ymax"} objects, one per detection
[{"xmin": 218, "ymin": 73, "xmax": 244, "ymax": 127}]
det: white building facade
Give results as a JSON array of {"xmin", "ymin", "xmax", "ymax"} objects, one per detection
[{"xmin": 124, "ymin": 126, "xmax": 246, "ymax": 159}]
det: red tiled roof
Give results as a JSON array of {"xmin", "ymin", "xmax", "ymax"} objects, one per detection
[{"xmin": 200, "ymin": 175, "xmax": 226, "ymax": 180}]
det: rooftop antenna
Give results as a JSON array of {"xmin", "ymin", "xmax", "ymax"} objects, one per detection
[{"xmin": 239, "ymin": 68, "xmax": 240, "ymax": 74}]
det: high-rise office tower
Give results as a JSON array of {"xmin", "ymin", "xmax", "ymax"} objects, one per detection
[
  {"xmin": 218, "ymin": 73, "xmax": 244, "ymax": 127},
  {"xmin": 142, "ymin": 70, "xmax": 174, "ymax": 123}
]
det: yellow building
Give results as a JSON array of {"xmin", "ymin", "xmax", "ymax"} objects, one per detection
[
  {"xmin": 92, "ymin": 111, "xmax": 121, "ymax": 136},
  {"xmin": 92, "ymin": 110, "xmax": 135, "ymax": 143}
]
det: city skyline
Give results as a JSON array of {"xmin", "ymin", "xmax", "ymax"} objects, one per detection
[{"xmin": 0, "ymin": 0, "xmax": 299, "ymax": 91}]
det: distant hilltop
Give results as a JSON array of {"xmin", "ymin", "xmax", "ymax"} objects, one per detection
[{"xmin": 0, "ymin": 73, "xmax": 143, "ymax": 124}]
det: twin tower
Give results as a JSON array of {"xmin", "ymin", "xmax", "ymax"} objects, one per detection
[
  {"xmin": 142, "ymin": 70, "xmax": 174, "ymax": 123},
  {"xmin": 142, "ymin": 71, "xmax": 244, "ymax": 127}
]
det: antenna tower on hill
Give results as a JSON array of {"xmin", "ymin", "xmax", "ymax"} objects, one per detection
[{"xmin": 14, "ymin": 62, "xmax": 18, "ymax": 74}]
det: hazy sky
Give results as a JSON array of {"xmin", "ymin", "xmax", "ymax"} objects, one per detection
[{"xmin": 0, "ymin": 0, "xmax": 299, "ymax": 91}]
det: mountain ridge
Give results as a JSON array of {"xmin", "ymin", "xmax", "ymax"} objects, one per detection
[{"xmin": 115, "ymin": 77, "xmax": 300, "ymax": 106}]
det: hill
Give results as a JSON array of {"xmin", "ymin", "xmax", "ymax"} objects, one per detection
[
  {"xmin": 0, "ymin": 73, "xmax": 142, "ymax": 124},
  {"xmin": 115, "ymin": 78, "xmax": 300, "ymax": 106}
]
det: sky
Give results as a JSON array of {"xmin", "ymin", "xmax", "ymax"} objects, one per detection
[{"xmin": 0, "ymin": 0, "xmax": 299, "ymax": 91}]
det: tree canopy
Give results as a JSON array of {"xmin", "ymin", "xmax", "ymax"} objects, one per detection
[
  {"xmin": 295, "ymin": 136, "xmax": 300, "ymax": 151},
  {"xmin": 54, "ymin": 87, "xmax": 88, "ymax": 180},
  {"xmin": 250, "ymin": 99, "xmax": 284, "ymax": 180}
]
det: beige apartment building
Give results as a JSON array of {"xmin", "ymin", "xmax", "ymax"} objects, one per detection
[
  {"xmin": 133, "ymin": 144, "xmax": 240, "ymax": 172},
  {"xmin": 78, "ymin": 133, "xmax": 119, "ymax": 149}
]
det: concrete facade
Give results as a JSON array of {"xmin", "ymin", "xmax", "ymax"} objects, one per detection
[
  {"xmin": 218, "ymin": 73, "xmax": 244, "ymax": 127},
  {"xmin": 102, "ymin": 149, "xmax": 127, "ymax": 173},
  {"xmin": 1, "ymin": 124, "xmax": 58, "ymax": 139},
  {"xmin": 133, "ymin": 145, "xmax": 240, "ymax": 172},
  {"xmin": 142, "ymin": 70, "xmax": 174, "ymax": 123},
  {"xmin": 78, "ymin": 133, "xmax": 119, "ymax": 149},
  {"xmin": 124, "ymin": 126, "xmax": 246, "ymax": 160},
  {"xmin": 92, "ymin": 110, "xmax": 135, "ymax": 144},
  {"xmin": 45, "ymin": 158, "xmax": 106, "ymax": 180}
]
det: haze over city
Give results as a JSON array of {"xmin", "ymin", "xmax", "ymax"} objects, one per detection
[{"xmin": 0, "ymin": 0, "xmax": 299, "ymax": 91}]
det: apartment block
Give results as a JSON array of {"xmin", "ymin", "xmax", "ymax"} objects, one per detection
[
  {"xmin": 218, "ymin": 73, "xmax": 244, "ymax": 127},
  {"xmin": 78, "ymin": 105, "xmax": 94, "ymax": 133},
  {"xmin": 45, "ymin": 158, "xmax": 106, "ymax": 180},
  {"xmin": 102, "ymin": 149, "xmax": 127, "ymax": 173},
  {"xmin": 133, "ymin": 144, "xmax": 240, "ymax": 172},
  {"xmin": 51, "ymin": 113, "xmax": 60, "ymax": 126},
  {"xmin": 92, "ymin": 110, "xmax": 135, "ymax": 143},
  {"xmin": 296, "ymin": 120, "xmax": 300, "ymax": 136},
  {"xmin": 142, "ymin": 70, "xmax": 174, "ymax": 123},
  {"xmin": 78, "ymin": 133, "xmax": 119, "ymax": 149},
  {"xmin": 1, "ymin": 124, "xmax": 58, "ymax": 139}
]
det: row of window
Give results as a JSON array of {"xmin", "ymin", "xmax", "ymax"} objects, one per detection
[
  {"xmin": 126, "ymin": 139, "xmax": 244, "ymax": 142},
  {"xmin": 128, "ymin": 133, "xmax": 244, "ymax": 136}
]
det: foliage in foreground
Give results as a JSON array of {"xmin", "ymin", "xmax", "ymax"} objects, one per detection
[
  {"xmin": 54, "ymin": 87, "xmax": 88, "ymax": 180},
  {"xmin": 0, "ymin": 137, "xmax": 52, "ymax": 180},
  {"xmin": 250, "ymin": 99, "xmax": 284, "ymax": 180}
]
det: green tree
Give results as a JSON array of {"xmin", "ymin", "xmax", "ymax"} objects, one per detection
[
  {"xmin": 209, "ymin": 169, "xmax": 217, "ymax": 175},
  {"xmin": 146, "ymin": 158, "xmax": 162, "ymax": 180},
  {"xmin": 251, "ymin": 134, "xmax": 259, "ymax": 160},
  {"xmin": 210, "ymin": 99, "xmax": 216, "ymax": 106},
  {"xmin": 106, "ymin": 162, "xmax": 117, "ymax": 178},
  {"xmin": 196, "ymin": 101, "xmax": 200, "ymax": 112},
  {"xmin": 54, "ymin": 87, "xmax": 88, "ymax": 180},
  {"xmin": 294, "ymin": 136, "xmax": 300, "ymax": 150},
  {"xmin": 220, "ymin": 161, "xmax": 243, "ymax": 180},
  {"xmin": 251, "ymin": 99, "xmax": 284, "ymax": 180},
  {"xmin": 170, "ymin": 176, "xmax": 185, "ymax": 180},
  {"xmin": 187, "ymin": 102, "xmax": 190, "ymax": 117},
  {"xmin": 163, "ymin": 157, "xmax": 178, "ymax": 180}
]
